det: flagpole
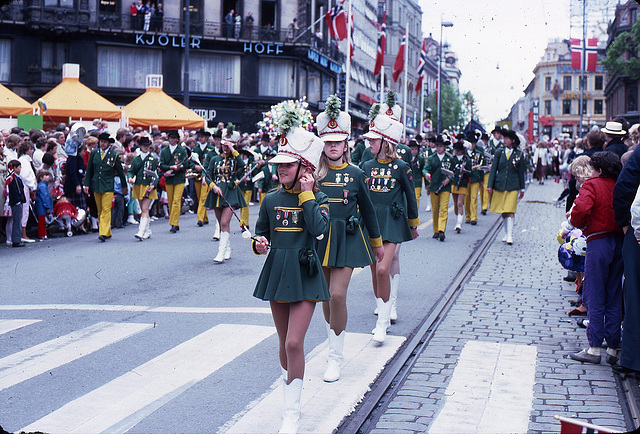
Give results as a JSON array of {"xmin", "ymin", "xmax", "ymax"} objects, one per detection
[
  {"xmin": 344, "ymin": 0, "xmax": 352, "ymax": 114},
  {"xmin": 402, "ymin": 28, "xmax": 408, "ymax": 139},
  {"xmin": 380, "ymin": 67, "xmax": 385, "ymax": 104},
  {"xmin": 379, "ymin": 9, "xmax": 385, "ymax": 103},
  {"xmin": 420, "ymin": 86, "xmax": 424, "ymax": 136},
  {"xmin": 579, "ymin": 0, "xmax": 586, "ymax": 138}
]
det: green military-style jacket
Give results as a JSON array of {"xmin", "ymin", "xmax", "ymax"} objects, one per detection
[
  {"xmin": 160, "ymin": 145, "xmax": 192, "ymax": 185},
  {"xmin": 467, "ymin": 145, "xmax": 487, "ymax": 184},
  {"xmin": 487, "ymin": 147, "xmax": 526, "ymax": 192},
  {"xmin": 84, "ymin": 148, "xmax": 126, "ymax": 194},
  {"xmin": 259, "ymin": 163, "xmax": 280, "ymax": 193},
  {"xmin": 451, "ymin": 153, "xmax": 472, "ymax": 188},
  {"xmin": 424, "ymin": 151, "xmax": 454, "ymax": 193},
  {"xmin": 410, "ymin": 154, "xmax": 425, "ymax": 188}
]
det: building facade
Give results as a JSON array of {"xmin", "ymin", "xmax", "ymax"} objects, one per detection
[
  {"xmin": 515, "ymin": 39, "xmax": 607, "ymax": 141},
  {"xmin": 0, "ymin": 0, "xmax": 346, "ymax": 131},
  {"xmin": 604, "ymin": 0, "xmax": 639, "ymax": 124}
]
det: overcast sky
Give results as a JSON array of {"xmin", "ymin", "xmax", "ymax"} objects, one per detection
[{"xmin": 419, "ymin": 0, "xmax": 573, "ymax": 127}]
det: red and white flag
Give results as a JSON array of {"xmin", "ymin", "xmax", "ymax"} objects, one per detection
[
  {"xmin": 373, "ymin": 11, "xmax": 386, "ymax": 76},
  {"xmin": 326, "ymin": 1, "xmax": 348, "ymax": 41},
  {"xmin": 349, "ymin": 11, "xmax": 354, "ymax": 60},
  {"xmin": 392, "ymin": 28, "xmax": 407, "ymax": 83},
  {"xmin": 416, "ymin": 38, "xmax": 427, "ymax": 92},
  {"xmin": 571, "ymin": 38, "xmax": 598, "ymax": 72},
  {"xmin": 556, "ymin": 415, "xmax": 618, "ymax": 434}
]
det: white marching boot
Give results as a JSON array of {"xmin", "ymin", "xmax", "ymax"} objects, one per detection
[
  {"xmin": 279, "ymin": 378, "xmax": 303, "ymax": 434},
  {"xmin": 389, "ymin": 275, "xmax": 399, "ymax": 323},
  {"xmin": 506, "ymin": 217, "xmax": 514, "ymax": 245},
  {"xmin": 214, "ymin": 231, "xmax": 229, "ymax": 263},
  {"xmin": 501, "ymin": 219, "xmax": 508, "ymax": 242},
  {"xmin": 372, "ymin": 298, "xmax": 392, "ymax": 343},
  {"xmin": 224, "ymin": 234, "xmax": 232, "ymax": 260},
  {"xmin": 455, "ymin": 214, "xmax": 463, "ymax": 233},
  {"xmin": 323, "ymin": 328, "xmax": 345, "ymax": 382},
  {"xmin": 143, "ymin": 217, "xmax": 152, "ymax": 239},
  {"xmin": 213, "ymin": 221, "xmax": 220, "ymax": 241},
  {"xmin": 134, "ymin": 217, "xmax": 147, "ymax": 240},
  {"xmin": 91, "ymin": 216, "xmax": 99, "ymax": 231}
]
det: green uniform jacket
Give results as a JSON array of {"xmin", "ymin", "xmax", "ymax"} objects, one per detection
[
  {"xmin": 84, "ymin": 148, "xmax": 126, "ymax": 194},
  {"xmin": 128, "ymin": 153, "xmax": 160, "ymax": 188},
  {"xmin": 424, "ymin": 152, "xmax": 454, "ymax": 193},
  {"xmin": 350, "ymin": 139, "xmax": 366, "ymax": 165},
  {"xmin": 160, "ymin": 145, "xmax": 192, "ymax": 185},
  {"xmin": 259, "ymin": 164, "xmax": 280, "ymax": 193},
  {"xmin": 238, "ymin": 155, "xmax": 261, "ymax": 191},
  {"xmin": 359, "ymin": 143, "xmax": 412, "ymax": 169},
  {"xmin": 204, "ymin": 151, "xmax": 246, "ymax": 209},
  {"xmin": 410, "ymin": 154, "xmax": 425, "ymax": 188},
  {"xmin": 451, "ymin": 153, "xmax": 472, "ymax": 188},
  {"xmin": 487, "ymin": 147, "xmax": 526, "ymax": 192},
  {"xmin": 468, "ymin": 146, "xmax": 486, "ymax": 184}
]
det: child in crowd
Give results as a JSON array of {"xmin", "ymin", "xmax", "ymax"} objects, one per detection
[
  {"xmin": 54, "ymin": 195, "xmax": 84, "ymax": 237},
  {"xmin": 5, "ymin": 160, "xmax": 26, "ymax": 247},
  {"xmin": 35, "ymin": 170, "xmax": 53, "ymax": 240},
  {"xmin": 564, "ymin": 151, "xmax": 624, "ymax": 365}
]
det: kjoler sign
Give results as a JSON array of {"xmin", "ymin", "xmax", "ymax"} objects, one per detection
[{"xmin": 136, "ymin": 33, "xmax": 201, "ymax": 48}]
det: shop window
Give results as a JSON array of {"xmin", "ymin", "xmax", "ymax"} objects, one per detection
[
  {"xmin": 322, "ymin": 75, "xmax": 335, "ymax": 102},
  {"xmin": 579, "ymin": 76, "xmax": 587, "ymax": 90},
  {"xmin": 562, "ymin": 99, "xmax": 571, "ymax": 114},
  {"xmin": 581, "ymin": 100, "xmax": 587, "ymax": 115},
  {"xmin": 97, "ymin": 46, "xmax": 161, "ymax": 88},
  {"xmin": 561, "ymin": 125, "xmax": 573, "ymax": 135},
  {"xmin": 44, "ymin": 0, "xmax": 74, "ymax": 7},
  {"xmin": 594, "ymin": 99, "xmax": 603, "ymax": 114},
  {"xmin": 259, "ymin": 58, "xmax": 294, "ymax": 97},
  {"xmin": 187, "ymin": 52, "xmax": 240, "ymax": 94},
  {"xmin": 545, "ymin": 76, "xmax": 551, "ymax": 92},
  {"xmin": 307, "ymin": 70, "xmax": 321, "ymax": 104},
  {"xmin": 0, "ymin": 40, "xmax": 9, "ymax": 82},
  {"xmin": 563, "ymin": 76, "xmax": 572, "ymax": 91},
  {"xmin": 544, "ymin": 100, "xmax": 551, "ymax": 115}
]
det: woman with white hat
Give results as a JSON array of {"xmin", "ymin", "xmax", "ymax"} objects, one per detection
[
  {"xmin": 315, "ymin": 95, "xmax": 384, "ymax": 382},
  {"xmin": 361, "ymin": 104, "xmax": 419, "ymax": 344},
  {"xmin": 252, "ymin": 108, "xmax": 330, "ymax": 433},
  {"xmin": 205, "ymin": 123, "xmax": 247, "ymax": 263}
]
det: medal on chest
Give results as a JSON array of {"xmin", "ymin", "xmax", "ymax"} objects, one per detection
[
  {"xmin": 282, "ymin": 210, "xmax": 290, "ymax": 226},
  {"xmin": 343, "ymin": 189, "xmax": 349, "ymax": 204}
]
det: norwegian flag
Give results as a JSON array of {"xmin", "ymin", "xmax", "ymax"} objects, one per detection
[
  {"xmin": 571, "ymin": 38, "xmax": 598, "ymax": 72},
  {"xmin": 392, "ymin": 28, "xmax": 407, "ymax": 83},
  {"xmin": 326, "ymin": 1, "xmax": 348, "ymax": 41},
  {"xmin": 349, "ymin": 12, "xmax": 354, "ymax": 60},
  {"xmin": 415, "ymin": 38, "xmax": 427, "ymax": 92},
  {"xmin": 556, "ymin": 415, "xmax": 618, "ymax": 434},
  {"xmin": 373, "ymin": 11, "xmax": 386, "ymax": 76}
]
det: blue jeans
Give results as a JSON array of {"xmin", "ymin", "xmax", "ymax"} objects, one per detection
[{"xmin": 11, "ymin": 204, "xmax": 23, "ymax": 243}]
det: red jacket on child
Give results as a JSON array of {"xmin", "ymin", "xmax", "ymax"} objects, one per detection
[{"xmin": 570, "ymin": 176, "xmax": 623, "ymax": 241}]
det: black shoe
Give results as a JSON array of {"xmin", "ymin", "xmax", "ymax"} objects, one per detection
[
  {"xmin": 197, "ymin": 221, "xmax": 203, "ymax": 227},
  {"xmin": 576, "ymin": 318, "xmax": 588, "ymax": 329},
  {"xmin": 98, "ymin": 235, "xmax": 107, "ymax": 242},
  {"xmin": 169, "ymin": 226, "xmax": 178, "ymax": 233},
  {"xmin": 465, "ymin": 220, "xmax": 471, "ymax": 224},
  {"xmin": 569, "ymin": 299, "xmax": 580, "ymax": 307},
  {"xmin": 176, "ymin": 225, "xmax": 180, "ymax": 231},
  {"xmin": 203, "ymin": 220, "xmax": 209, "ymax": 225},
  {"xmin": 470, "ymin": 220, "xmax": 477, "ymax": 226},
  {"xmin": 439, "ymin": 231, "xmax": 445, "ymax": 242},
  {"xmin": 432, "ymin": 233, "xmax": 439, "ymax": 239},
  {"xmin": 455, "ymin": 227, "xmax": 461, "ymax": 233},
  {"xmin": 563, "ymin": 271, "xmax": 576, "ymax": 282},
  {"xmin": 12, "ymin": 242, "xmax": 25, "ymax": 247},
  {"xmin": 612, "ymin": 365, "xmax": 639, "ymax": 375},
  {"xmin": 481, "ymin": 210, "xmax": 487, "ymax": 215}
]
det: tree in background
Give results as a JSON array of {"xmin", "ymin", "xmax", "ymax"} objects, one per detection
[
  {"xmin": 602, "ymin": 17, "xmax": 640, "ymax": 80},
  {"xmin": 425, "ymin": 84, "xmax": 476, "ymax": 133}
]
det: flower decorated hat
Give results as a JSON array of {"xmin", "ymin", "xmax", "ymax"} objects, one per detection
[
  {"xmin": 363, "ymin": 103, "xmax": 403, "ymax": 145},
  {"xmin": 221, "ymin": 123, "xmax": 241, "ymax": 145},
  {"xmin": 316, "ymin": 94, "xmax": 351, "ymax": 142},
  {"xmin": 270, "ymin": 107, "xmax": 324, "ymax": 170},
  {"xmin": 379, "ymin": 91, "xmax": 402, "ymax": 122}
]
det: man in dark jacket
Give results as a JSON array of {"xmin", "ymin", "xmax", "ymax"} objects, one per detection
[
  {"xmin": 7, "ymin": 160, "xmax": 26, "ymax": 247},
  {"xmin": 612, "ymin": 145, "xmax": 640, "ymax": 373},
  {"xmin": 602, "ymin": 121, "xmax": 628, "ymax": 158}
]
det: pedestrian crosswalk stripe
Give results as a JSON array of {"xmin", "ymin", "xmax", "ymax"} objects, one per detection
[
  {"xmin": 0, "ymin": 304, "xmax": 271, "ymax": 314},
  {"xmin": 20, "ymin": 323, "xmax": 275, "ymax": 434},
  {"xmin": 223, "ymin": 332, "xmax": 405, "ymax": 433},
  {"xmin": 427, "ymin": 341, "xmax": 537, "ymax": 433},
  {"xmin": 0, "ymin": 319, "xmax": 41, "ymax": 336},
  {"xmin": 0, "ymin": 321, "xmax": 151, "ymax": 392}
]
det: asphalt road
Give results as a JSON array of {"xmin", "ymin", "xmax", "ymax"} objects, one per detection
[{"xmin": 0, "ymin": 195, "xmax": 499, "ymax": 433}]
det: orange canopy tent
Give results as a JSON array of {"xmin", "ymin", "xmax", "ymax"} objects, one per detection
[
  {"xmin": 124, "ymin": 75, "xmax": 205, "ymax": 129},
  {"xmin": 32, "ymin": 64, "xmax": 121, "ymax": 120},
  {"xmin": 0, "ymin": 83, "xmax": 33, "ymax": 117}
]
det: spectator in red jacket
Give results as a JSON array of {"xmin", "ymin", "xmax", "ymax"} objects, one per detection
[{"xmin": 568, "ymin": 151, "xmax": 624, "ymax": 365}]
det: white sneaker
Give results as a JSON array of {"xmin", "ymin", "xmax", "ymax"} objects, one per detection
[{"xmin": 127, "ymin": 215, "xmax": 138, "ymax": 225}]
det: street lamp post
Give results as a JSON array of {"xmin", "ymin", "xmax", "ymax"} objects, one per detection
[{"xmin": 437, "ymin": 20, "xmax": 453, "ymax": 133}]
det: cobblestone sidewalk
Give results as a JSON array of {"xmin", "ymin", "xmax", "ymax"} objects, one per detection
[{"xmin": 372, "ymin": 181, "xmax": 630, "ymax": 433}]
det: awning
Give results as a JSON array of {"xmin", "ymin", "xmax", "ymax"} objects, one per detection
[
  {"xmin": 124, "ymin": 88, "xmax": 205, "ymax": 130},
  {"xmin": 32, "ymin": 77, "xmax": 121, "ymax": 120},
  {"xmin": 0, "ymin": 83, "xmax": 33, "ymax": 117}
]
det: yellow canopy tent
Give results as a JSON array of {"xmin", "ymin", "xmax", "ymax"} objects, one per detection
[
  {"xmin": 32, "ymin": 64, "xmax": 121, "ymax": 120},
  {"xmin": 124, "ymin": 74, "xmax": 205, "ymax": 130},
  {"xmin": 0, "ymin": 83, "xmax": 33, "ymax": 117}
]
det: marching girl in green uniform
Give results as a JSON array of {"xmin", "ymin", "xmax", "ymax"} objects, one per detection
[
  {"xmin": 409, "ymin": 139, "xmax": 426, "ymax": 208},
  {"xmin": 204, "ymin": 124, "xmax": 246, "ymax": 263},
  {"xmin": 464, "ymin": 131, "xmax": 486, "ymax": 225},
  {"xmin": 192, "ymin": 129, "xmax": 215, "ymax": 227},
  {"xmin": 252, "ymin": 109, "xmax": 329, "ymax": 434},
  {"xmin": 362, "ymin": 105, "xmax": 419, "ymax": 344},
  {"xmin": 315, "ymin": 95, "xmax": 384, "ymax": 382},
  {"xmin": 127, "ymin": 136, "xmax": 159, "ymax": 240},
  {"xmin": 450, "ymin": 140, "xmax": 472, "ymax": 233},
  {"xmin": 487, "ymin": 129, "xmax": 526, "ymax": 245}
]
